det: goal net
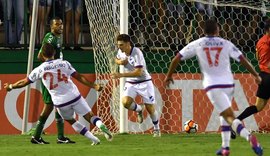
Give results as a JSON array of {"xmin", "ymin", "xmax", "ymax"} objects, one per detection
[{"xmin": 84, "ymin": 0, "xmax": 270, "ymax": 134}]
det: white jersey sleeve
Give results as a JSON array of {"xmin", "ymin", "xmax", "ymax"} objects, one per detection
[
  {"xmin": 179, "ymin": 41, "xmax": 197, "ymax": 60},
  {"xmin": 133, "ymin": 48, "xmax": 144, "ymax": 67},
  {"xmin": 62, "ymin": 60, "xmax": 76, "ymax": 76},
  {"xmin": 28, "ymin": 65, "xmax": 43, "ymax": 83},
  {"xmin": 228, "ymin": 41, "xmax": 243, "ymax": 62}
]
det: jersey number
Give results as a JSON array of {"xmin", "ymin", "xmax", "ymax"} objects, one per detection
[
  {"xmin": 43, "ymin": 69, "xmax": 68, "ymax": 90},
  {"xmin": 203, "ymin": 47, "xmax": 222, "ymax": 67}
]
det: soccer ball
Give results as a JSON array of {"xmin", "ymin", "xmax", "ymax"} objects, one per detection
[{"xmin": 184, "ymin": 120, "xmax": 198, "ymax": 133}]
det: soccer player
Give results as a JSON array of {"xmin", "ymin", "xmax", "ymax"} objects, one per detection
[
  {"xmin": 29, "ymin": 17, "xmax": 73, "ymax": 144},
  {"xmin": 230, "ymin": 18, "xmax": 270, "ymax": 140},
  {"xmin": 164, "ymin": 19, "xmax": 263, "ymax": 156},
  {"xmin": 4, "ymin": 43, "xmax": 112, "ymax": 145},
  {"xmin": 111, "ymin": 34, "xmax": 161, "ymax": 137}
]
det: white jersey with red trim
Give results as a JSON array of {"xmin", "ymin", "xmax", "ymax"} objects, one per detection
[
  {"xmin": 28, "ymin": 59, "xmax": 80, "ymax": 105},
  {"xmin": 116, "ymin": 47, "xmax": 151, "ymax": 82},
  {"xmin": 178, "ymin": 36, "xmax": 243, "ymax": 88}
]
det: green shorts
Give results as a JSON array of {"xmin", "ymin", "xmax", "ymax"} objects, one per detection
[{"xmin": 41, "ymin": 82, "xmax": 53, "ymax": 104}]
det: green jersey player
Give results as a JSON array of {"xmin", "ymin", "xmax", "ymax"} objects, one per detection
[{"xmin": 30, "ymin": 17, "xmax": 75, "ymax": 144}]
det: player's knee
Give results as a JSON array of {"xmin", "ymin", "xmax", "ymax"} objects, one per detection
[
  {"xmin": 122, "ymin": 101, "xmax": 130, "ymax": 108},
  {"xmin": 121, "ymin": 97, "xmax": 132, "ymax": 108},
  {"xmin": 256, "ymin": 104, "xmax": 265, "ymax": 112},
  {"xmin": 256, "ymin": 100, "xmax": 267, "ymax": 112},
  {"xmin": 145, "ymin": 104, "xmax": 155, "ymax": 114},
  {"xmin": 66, "ymin": 119, "xmax": 76, "ymax": 125}
]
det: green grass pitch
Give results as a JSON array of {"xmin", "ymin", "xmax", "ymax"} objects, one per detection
[{"xmin": 0, "ymin": 133, "xmax": 269, "ymax": 156}]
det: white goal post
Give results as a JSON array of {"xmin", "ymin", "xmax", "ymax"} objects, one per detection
[{"xmin": 84, "ymin": 0, "xmax": 270, "ymax": 134}]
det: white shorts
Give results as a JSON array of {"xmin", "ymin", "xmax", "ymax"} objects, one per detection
[
  {"xmin": 206, "ymin": 88, "xmax": 234, "ymax": 113},
  {"xmin": 124, "ymin": 80, "xmax": 155, "ymax": 104},
  {"xmin": 56, "ymin": 97, "xmax": 91, "ymax": 120}
]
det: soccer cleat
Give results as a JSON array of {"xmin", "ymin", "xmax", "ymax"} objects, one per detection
[
  {"xmin": 57, "ymin": 137, "xmax": 76, "ymax": 144},
  {"xmin": 137, "ymin": 105, "xmax": 144, "ymax": 123},
  {"xmin": 100, "ymin": 124, "xmax": 113, "ymax": 141},
  {"xmin": 91, "ymin": 141, "xmax": 100, "ymax": 146},
  {"xmin": 31, "ymin": 136, "xmax": 50, "ymax": 144},
  {"xmin": 230, "ymin": 129, "xmax": 236, "ymax": 139},
  {"xmin": 216, "ymin": 147, "xmax": 230, "ymax": 156},
  {"xmin": 249, "ymin": 135, "xmax": 263, "ymax": 156},
  {"xmin": 153, "ymin": 129, "xmax": 161, "ymax": 137}
]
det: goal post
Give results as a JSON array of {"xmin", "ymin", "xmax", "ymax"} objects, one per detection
[
  {"xmin": 119, "ymin": 0, "xmax": 129, "ymax": 133},
  {"xmin": 84, "ymin": 0, "xmax": 270, "ymax": 134}
]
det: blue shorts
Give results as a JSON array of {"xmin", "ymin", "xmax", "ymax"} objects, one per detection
[
  {"xmin": 29, "ymin": 0, "xmax": 52, "ymax": 7},
  {"xmin": 65, "ymin": 0, "xmax": 82, "ymax": 13}
]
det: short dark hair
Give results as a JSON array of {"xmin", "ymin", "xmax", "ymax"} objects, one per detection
[
  {"xmin": 50, "ymin": 16, "xmax": 62, "ymax": 26},
  {"xmin": 42, "ymin": 43, "xmax": 55, "ymax": 58},
  {"xmin": 116, "ymin": 34, "xmax": 131, "ymax": 43},
  {"xmin": 264, "ymin": 18, "xmax": 270, "ymax": 31},
  {"xmin": 204, "ymin": 19, "xmax": 218, "ymax": 35}
]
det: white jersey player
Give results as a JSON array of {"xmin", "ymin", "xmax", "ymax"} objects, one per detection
[
  {"xmin": 4, "ymin": 43, "xmax": 112, "ymax": 145},
  {"xmin": 111, "ymin": 34, "xmax": 161, "ymax": 137},
  {"xmin": 29, "ymin": 59, "xmax": 80, "ymax": 106},
  {"xmin": 164, "ymin": 20, "xmax": 263, "ymax": 155},
  {"xmin": 179, "ymin": 36, "xmax": 241, "ymax": 96},
  {"xmin": 116, "ymin": 47, "xmax": 152, "ymax": 83}
]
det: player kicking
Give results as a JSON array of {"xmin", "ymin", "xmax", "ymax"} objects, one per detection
[
  {"xmin": 4, "ymin": 43, "xmax": 112, "ymax": 145},
  {"xmin": 111, "ymin": 34, "xmax": 161, "ymax": 137},
  {"xmin": 164, "ymin": 19, "xmax": 263, "ymax": 156},
  {"xmin": 231, "ymin": 18, "xmax": 270, "ymax": 140}
]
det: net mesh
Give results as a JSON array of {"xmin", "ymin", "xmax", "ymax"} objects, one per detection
[
  {"xmin": 84, "ymin": 0, "xmax": 270, "ymax": 134},
  {"xmin": 84, "ymin": 0, "xmax": 120, "ymax": 133}
]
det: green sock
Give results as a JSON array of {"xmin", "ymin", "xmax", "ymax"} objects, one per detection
[
  {"xmin": 55, "ymin": 111, "xmax": 64, "ymax": 139},
  {"xmin": 34, "ymin": 116, "xmax": 47, "ymax": 139}
]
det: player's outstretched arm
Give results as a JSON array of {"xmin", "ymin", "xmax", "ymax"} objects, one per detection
[
  {"xmin": 72, "ymin": 72, "xmax": 103, "ymax": 91},
  {"xmin": 4, "ymin": 78, "xmax": 31, "ymax": 92},
  {"xmin": 164, "ymin": 54, "xmax": 181, "ymax": 87},
  {"xmin": 239, "ymin": 56, "xmax": 261, "ymax": 84}
]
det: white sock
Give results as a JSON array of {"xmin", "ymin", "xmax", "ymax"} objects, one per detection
[
  {"xmin": 90, "ymin": 116, "xmax": 104, "ymax": 128},
  {"xmin": 150, "ymin": 110, "xmax": 159, "ymax": 130},
  {"xmin": 95, "ymin": 120, "xmax": 103, "ymax": 128},
  {"xmin": 231, "ymin": 119, "xmax": 250, "ymax": 141},
  {"xmin": 72, "ymin": 121, "xmax": 99, "ymax": 142},
  {"xmin": 129, "ymin": 102, "xmax": 142, "ymax": 112},
  {"xmin": 220, "ymin": 117, "xmax": 230, "ymax": 148}
]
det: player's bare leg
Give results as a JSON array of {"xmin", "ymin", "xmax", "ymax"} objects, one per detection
[
  {"xmin": 231, "ymin": 98, "xmax": 268, "ymax": 139},
  {"xmin": 216, "ymin": 117, "xmax": 230, "ymax": 156},
  {"xmin": 31, "ymin": 104, "xmax": 53, "ymax": 144},
  {"xmin": 122, "ymin": 96, "xmax": 143, "ymax": 123},
  {"xmin": 66, "ymin": 118, "xmax": 100, "ymax": 145},
  {"xmin": 84, "ymin": 112, "xmax": 113, "ymax": 141},
  {"xmin": 145, "ymin": 104, "xmax": 160, "ymax": 137},
  {"xmin": 221, "ymin": 107, "xmax": 263, "ymax": 156}
]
